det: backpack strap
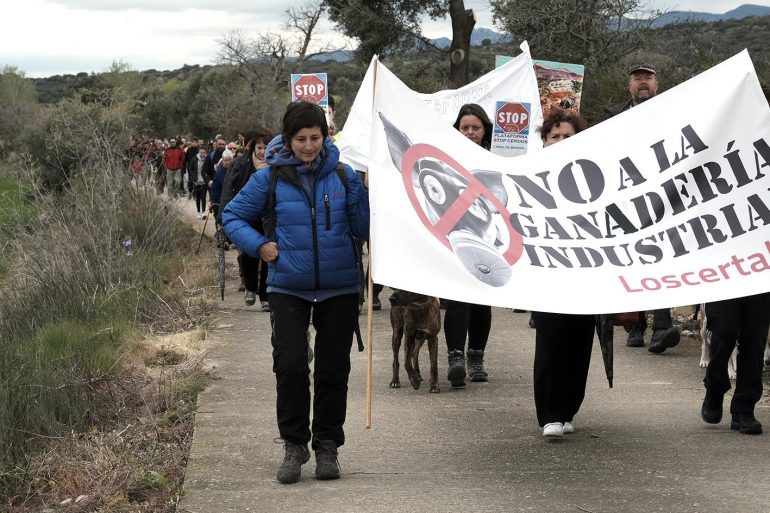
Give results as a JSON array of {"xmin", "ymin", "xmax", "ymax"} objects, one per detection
[
  {"xmin": 263, "ymin": 167, "xmax": 281, "ymax": 240},
  {"xmin": 335, "ymin": 162, "xmax": 349, "ymax": 191}
]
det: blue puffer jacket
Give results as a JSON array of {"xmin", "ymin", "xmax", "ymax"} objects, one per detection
[{"xmin": 222, "ymin": 135, "xmax": 369, "ymax": 294}]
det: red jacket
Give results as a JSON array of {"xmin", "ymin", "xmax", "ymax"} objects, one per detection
[{"xmin": 163, "ymin": 146, "xmax": 185, "ymax": 171}]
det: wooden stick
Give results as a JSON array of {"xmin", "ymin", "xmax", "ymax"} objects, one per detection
[{"xmin": 366, "ymin": 56, "xmax": 379, "ymax": 429}]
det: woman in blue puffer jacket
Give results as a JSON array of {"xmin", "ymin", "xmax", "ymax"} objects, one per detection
[{"xmin": 222, "ymin": 101, "xmax": 369, "ymax": 485}]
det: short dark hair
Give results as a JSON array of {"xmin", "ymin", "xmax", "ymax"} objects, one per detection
[
  {"xmin": 538, "ymin": 108, "xmax": 588, "ymax": 141},
  {"xmin": 453, "ymin": 103, "xmax": 493, "ymax": 150},
  {"xmin": 244, "ymin": 127, "xmax": 276, "ymax": 156},
  {"xmin": 282, "ymin": 101, "xmax": 328, "ymax": 141}
]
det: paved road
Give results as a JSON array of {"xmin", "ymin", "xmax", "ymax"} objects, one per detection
[{"xmin": 174, "ymin": 194, "xmax": 770, "ymax": 513}]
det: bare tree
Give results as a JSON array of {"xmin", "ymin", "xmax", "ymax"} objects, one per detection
[
  {"xmin": 217, "ymin": 2, "xmax": 347, "ymax": 93},
  {"xmin": 324, "ymin": 0, "xmax": 477, "ymax": 87},
  {"xmin": 448, "ymin": 0, "xmax": 476, "ymax": 87}
]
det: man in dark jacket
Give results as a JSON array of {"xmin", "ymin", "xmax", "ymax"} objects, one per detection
[
  {"xmin": 202, "ymin": 137, "xmax": 226, "ymax": 185},
  {"xmin": 604, "ymin": 63, "xmax": 659, "ymax": 117},
  {"xmin": 604, "ymin": 63, "xmax": 679, "ymax": 353}
]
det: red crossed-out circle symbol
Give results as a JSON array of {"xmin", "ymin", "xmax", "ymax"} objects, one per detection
[
  {"xmin": 293, "ymin": 75, "xmax": 326, "ymax": 103},
  {"xmin": 400, "ymin": 143, "xmax": 523, "ymax": 266},
  {"xmin": 496, "ymin": 103, "xmax": 530, "ymax": 133}
]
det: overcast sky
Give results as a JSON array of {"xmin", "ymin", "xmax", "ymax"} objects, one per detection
[{"xmin": 1, "ymin": 0, "xmax": 768, "ymax": 78}]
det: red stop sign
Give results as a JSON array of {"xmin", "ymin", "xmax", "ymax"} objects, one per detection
[
  {"xmin": 293, "ymin": 75, "xmax": 326, "ymax": 104},
  {"xmin": 496, "ymin": 103, "xmax": 530, "ymax": 133}
]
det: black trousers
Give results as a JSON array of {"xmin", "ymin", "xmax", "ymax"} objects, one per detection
[
  {"xmin": 443, "ymin": 300, "xmax": 491, "ymax": 353},
  {"xmin": 532, "ymin": 312, "xmax": 595, "ymax": 427},
  {"xmin": 704, "ymin": 292, "xmax": 770, "ymax": 414},
  {"xmin": 626, "ymin": 308, "xmax": 672, "ymax": 333},
  {"xmin": 269, "ymin": 292, "xmax": 358, "ymax": 448},
  {"xmin": 191, "ymin": 183, "xmax": 207, "ymax": 213},
  {"xmin": 239, "ymin": 252, "xmax": 268, "ymax": 301}
]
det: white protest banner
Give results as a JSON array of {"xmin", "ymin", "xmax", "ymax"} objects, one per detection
[
  {"xmin": 337, "ymin": 42, "xmax": 543, "ymax": 172},
  {"xmin": 369, "ymin": 51, "xmax": 770, "ymax": 314}
]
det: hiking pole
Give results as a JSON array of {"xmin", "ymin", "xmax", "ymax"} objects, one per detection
[
  {"xmin": 195, "ymin": 213, "xmax": 209, "ymax": 255},
  {"xmin": 217, "ymin": 227, "xmax": 226, "ymax": 301}
]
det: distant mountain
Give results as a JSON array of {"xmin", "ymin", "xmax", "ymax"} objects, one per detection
[
  {"xmin": 430, "ymin": 26, "xmax": 511, "ymax": 49},
  {"xmin": 304, "ymin": 50, "xmax": 354, "ymax": 63},
  {"xmin": 651, "ymin": 3, "xmax": 770, "ymax": 28},
  {"xmin": 311, "ymin": 26, "xmax": 511, "ymax": 58}
]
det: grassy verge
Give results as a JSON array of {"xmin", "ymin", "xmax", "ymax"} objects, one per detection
[
  {"xmin": 0, "ymin": 156, "xmax": 219, "ymax": 511},
  {"xmin": 0, "ymin": 175, "xmax": 35, "ymax": 278}
]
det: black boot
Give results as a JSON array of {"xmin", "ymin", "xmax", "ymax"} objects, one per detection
[
  {"xmin": 626, "ymin": 325, "xmax": 645, "ymax": 347},
  {"xmin": 276, "ymin": 442, "xmax": 310, "ymax": 484},
  {"xmin": 314, "ymin": 440, "xmax": 341, "ymax": 480},
  {"xmin": 447, "ymin": 349, "xmax": 466, "ymax": 388},
  {"xmin": 466, "ymin": 349, "xmax": 488, "ymax": 382},
  {"xmin": 700, "ymin": 391, "xmax": 723, "ymax": 424},
  {"xmin": 649, "ymin": 326, "xmax": 680, "ymax": 353},
  {"xmin": 731, "ymin": 412, "xmax": 763, "ymax": 435}
]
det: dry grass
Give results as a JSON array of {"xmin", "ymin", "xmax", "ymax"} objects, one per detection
[{"xmin": 3, "ymin": 321, "xmax": 215, "ymax": 513}]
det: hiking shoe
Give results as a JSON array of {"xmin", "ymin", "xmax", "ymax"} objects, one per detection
[
  {"xmin": 563, "ymin": 421, "xmax": 575, "ymax": 434},
  {"xmin": 372, "ymin": 295, "xmax": 381, "ymax": 311},
  {"xmin": 447, "ymin": 349, "xmax": 466, "ymax": 388},
  {"xmin": 543, "ymin": 422, "xmax": 564, "ymax": 438},
  {"xmin": 731, "ymin": 413, "xmax": 763, "ymax": 434},
  {"xmin": 626, "ymin": 325, "xmax": 645, "ymax": 347},
  {"xmin": 244, "ymin": 291, "xmax": 256, "ymax": 306},
  {"xmin": 276, "ymin": 442, "xmax": 310, "ymax": 484},
  {"xmin": 649, "ymin": 327, "xmax": 680, "ymax": 354},
  {"xmin": 261, "ymin": 300, "xmax": 270, "ymax": 312},
  {"xmin": 314, "ymin": 440, "xmax": 341, "ymax": 480},
  {"xmin": 466, "ymin": 349, "xmax": 488, "ymax": 382},
  {"xmin": 701, "ymin": 392, "xmax": 723, "ymax": 424}
]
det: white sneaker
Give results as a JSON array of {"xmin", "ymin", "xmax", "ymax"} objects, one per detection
[
  {"xmin": 563, "ymin": 421, "xmax": 575, "ymax": 434},
  {"xmin": 543, "ymin": 422, "xmax": 564, "ymax": 438},
  {"xmin": 196, "ymin": 212, "xmax": 202, "ymax": 219}
]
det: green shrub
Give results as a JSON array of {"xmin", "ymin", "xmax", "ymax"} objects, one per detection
[{"xmin": 0, "ymin": 93, "xmax": 196, "ymax": 488}]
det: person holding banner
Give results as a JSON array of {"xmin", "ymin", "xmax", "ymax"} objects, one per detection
[
  {"xmin": 221, "ymin": 101, "xmax": 369, "ymax": 484},
  {"xmin": 444, "ymin": 103, "xmax": 495, "ymax": 387},
  {"xmin": 531, "ymin": 108, "xmax": 594, "ymax": 438},
  {"xmin": 605, "ymin": 63, "xmax": 681, "ymax": 353},
  {"xmin": 701, "ymin": 293, "xmax": 770, "ymax": 434}
]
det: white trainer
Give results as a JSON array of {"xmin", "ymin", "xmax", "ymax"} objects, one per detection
[
  {"xmin": 543, "ymin": 422, "xmax": 564, "ymax": 438},
  {"xmin": 563, "ymin": 421, "xmax": 575, "ymax": 434}
]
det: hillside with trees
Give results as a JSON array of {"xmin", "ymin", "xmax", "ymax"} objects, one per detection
[{"xmin": 23, "ymin": 12, "xmax": 770, "ymax": 138}]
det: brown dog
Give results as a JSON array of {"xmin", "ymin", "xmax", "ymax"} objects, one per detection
[{"xmin": 389, "ymin": 289, "xmax": 442, "ymax": 393}]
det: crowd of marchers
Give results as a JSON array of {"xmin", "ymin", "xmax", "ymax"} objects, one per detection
[{"xmin": 124, "ymin": 65, "xmax": 770, "ymax": 486}]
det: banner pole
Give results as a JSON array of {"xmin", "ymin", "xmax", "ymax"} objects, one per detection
[{"xmin": 366, "ymin": 57, "xmax": 379, "ymax": 430}]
